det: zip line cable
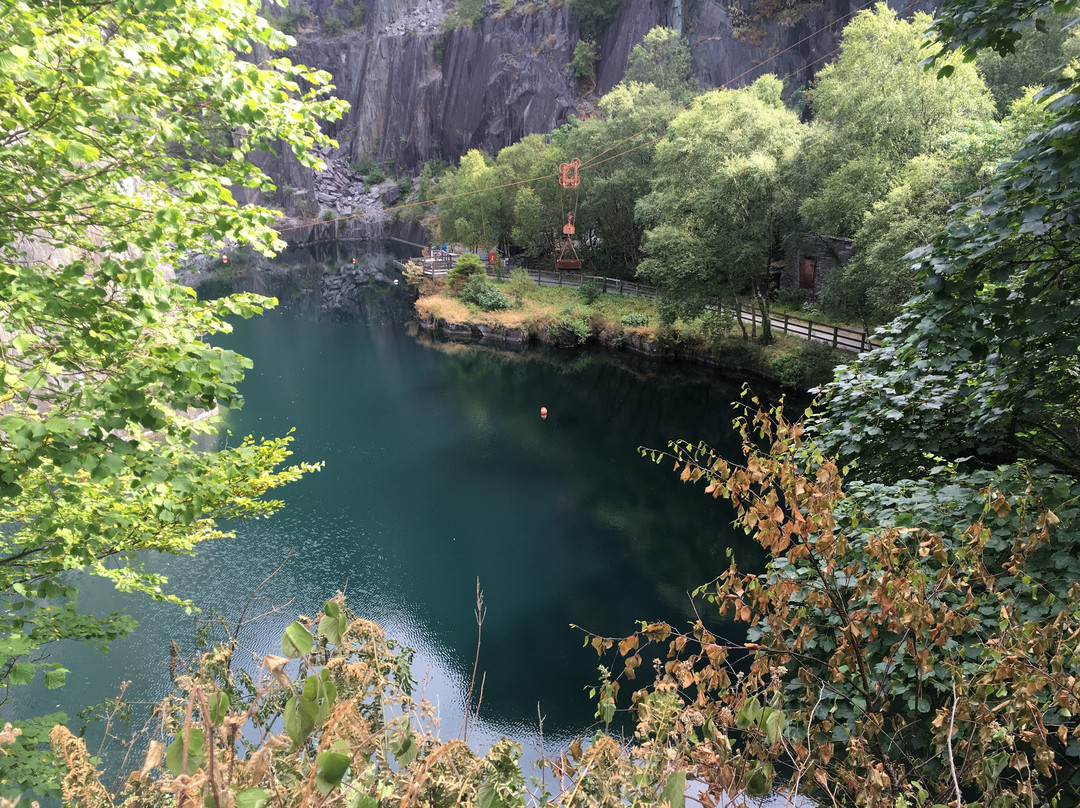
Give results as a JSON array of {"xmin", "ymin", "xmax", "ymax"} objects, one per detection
[{"xmin": 273, "ymin": 0, "xmax": 911, "ymax": 237}]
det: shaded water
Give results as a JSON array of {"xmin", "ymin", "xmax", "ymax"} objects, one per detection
[{"xmin": 24, "ymin": 242, "xmax": 773, "ymax": 784}]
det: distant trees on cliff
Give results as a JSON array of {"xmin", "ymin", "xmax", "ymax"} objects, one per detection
[{"xmin": 433, "ymin": 10, "xmax": 1077, "ymax": 327}]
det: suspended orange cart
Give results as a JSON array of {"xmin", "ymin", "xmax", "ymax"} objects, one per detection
[{"xmin": 557, "ymin": 158, "xmax": 582, "ymax": 270}]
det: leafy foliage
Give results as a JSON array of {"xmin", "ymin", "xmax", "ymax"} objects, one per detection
[
  {"xmin": 0, "ymin": 0, "xmax": 343, "ymax": 795},
  {"xmin": 814, "ymin": 9, "xmax": 1080, "ymax": 478},
  {"xmin": 448, "ymin": 252, "xmax": 487, "ymax": 291},
  {"xmin": 637, "ymin": 76, "xmax": 804, "ymax": 337},
  {"xmin": 572, "ymin": 39, "xmax": 599, "ymax": 90},
  {"xmin": 796, "ymin": 4, "xmax": 995, "ymax": 238},
  {"xmin": 615, "ymin": 405, "xmax": 1080, "ymax": 806},
  {"xmin": 460, "ymin": 275, "xmax": 511, "ymax": 310},
  {"xmin": 567, "ymin": 0, "xmax": 625, "ymax": 38},
  {"xmin": 623, "ymin": 27, "xmax": 699, "ymax": 104}
]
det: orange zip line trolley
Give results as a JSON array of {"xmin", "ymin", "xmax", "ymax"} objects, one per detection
[{"xmin": 557, "ymin": 158, "xmax": 582, "ymax": 270}]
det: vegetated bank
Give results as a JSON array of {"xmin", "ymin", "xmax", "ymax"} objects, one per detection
[{"xmin": 407, "ymin": 260, "xmax": 846, "ymax": 391}]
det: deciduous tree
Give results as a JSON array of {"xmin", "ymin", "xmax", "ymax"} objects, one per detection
[{"xmin": 0, "ymin": 0, "xmax": 344, "ymax": 796}]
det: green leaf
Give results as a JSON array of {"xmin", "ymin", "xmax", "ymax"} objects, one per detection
[
  {"xmin": 348, "ymin": 795, "xmax": 378, "ymax": 808},
  {"xmin": 235, "ymin": 789, "xmax": 270, "ymax": 808},
  {"xmin": 318, "ymin": 611, "xmax": 346, "ymax": 645},
  {"xmin": 660, "ymin": 770, "xmax": 686, "ymax": 808},
  {"xmin": 314, "ymin": 750, "xmax": 351, "ymax": 794},
  {"xmin": 599, "ymin": 699, "xmax": 615, "ymax": 725},
  {"xmin": 206, "ymin": 691, "xmax": 230, "ymax": 724},
  {"xmin": 761, "ymin": 706, "xmax": 784, "ymax": 745},
  {"xmin": 281, "ymin": 621, "xmax": 313, "ymax": 657},
  {"xmin": 391, "ymin": 727, "xmax": 418, "ymax": 766},
  {"xmin": 165, "ymin": 728, "xmax": 206, "ymax": 776},
  {"xmin": 284, "ymin": 695, "xmax": 316, "ymax": 745},
  {"xmin": 44, "ymin": 667, "xmax": 68, "ymax": 689},
  {"xmin": 478, "ymin": 785, "xmax": 507, "ymax": 808},
  {"xmin": 735, "ymin": 697, "xmax": 762, "ymax": 729},
  {"xmin": 746, "ymin": 768, "xmax": 769, "ymax": 797},
  {"xmin": 9, "ymin": 662, "xmax": 35, "ymax": 686}
]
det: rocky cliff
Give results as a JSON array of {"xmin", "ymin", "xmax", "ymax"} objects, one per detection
[{"xmin": 256, "ymin": 0, "xmax": 934, "ymax": 239}]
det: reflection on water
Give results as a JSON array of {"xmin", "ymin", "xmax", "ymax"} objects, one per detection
[{"xmin": 21, "ymin": 242, "xmax": 774, "ymax": 784}]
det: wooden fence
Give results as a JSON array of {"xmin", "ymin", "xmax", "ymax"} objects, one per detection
[{"xmin": 413, "ymin": 258, "xmax": 878, "ymax": 353}]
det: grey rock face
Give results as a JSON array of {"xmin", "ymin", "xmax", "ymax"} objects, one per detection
[{"xmin": 255, "ymin": 0, "xmax": 935, "ymax": 240}]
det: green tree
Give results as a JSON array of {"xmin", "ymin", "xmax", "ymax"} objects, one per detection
[
  {"xmin": 492, "ymin": 134, "xmax": 564, "ymax": 257},
  {"xmin": 0, "ymin": 0, "xmax": 344, "ymax": 797},
  {"xmin": 820, "ymin": 94, "xmax": 1049, "ymax": 325},
  {"xmin": 623, "ymin": 27, "xmax": 699, "ymax": 104},
  {"xmin": 436, "ymin": 149, "xmax": 504, "ymax": 252},
  {"xmin": 977, "ymin": 10, "xmax": 1080, "ymax": 113},
  {"xmin": 567, "ymin": 0, "xmax": 625, "ymax": 39},
  {"xmin": 566, "ymin": 81, "xmax": 680, "ymax": 277},
  {"xmin": 637, "ymin": 76, "xmax": 805, "ymax": 338},
  {"xmin": 572, "ymin": 38, "xmax": 599, "ymax": 92},
  {"xmin": 797, "ymin": 4, "xmax": 995, "ymax": 237}
]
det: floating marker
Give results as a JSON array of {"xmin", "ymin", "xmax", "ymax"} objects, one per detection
[
  {"xmin": 222, "ymin": 254, "xmax": 228, "ymax": 263},
  {"xmin": 540, "ymin": 406, "xmax": 548, "ymax": 420}
]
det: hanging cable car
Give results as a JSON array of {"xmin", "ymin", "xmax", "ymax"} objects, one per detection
[{"xmin": 557, "ymin": 158, "xmax": 582, "ymax": 271}]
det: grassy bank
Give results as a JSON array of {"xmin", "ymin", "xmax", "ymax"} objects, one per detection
[{"xmin": 410, "ymin": 268, "xmax": 847, "ymax": 390}]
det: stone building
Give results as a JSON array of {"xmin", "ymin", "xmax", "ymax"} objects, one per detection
[{"xmin": 781, "ymin": 234, "xmax": 853, "ymax": 302}]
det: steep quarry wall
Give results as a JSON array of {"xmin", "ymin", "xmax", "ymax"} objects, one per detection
[{"xmin": 257, "ymin": 0, "xmax": 935, "ymax": 239}]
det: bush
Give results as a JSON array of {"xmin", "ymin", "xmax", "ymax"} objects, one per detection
[
  {"xmin": 547, "ymin": 315, "xmax": 590, "ymax": 345},
  {"xmin": 349, "ymin": 152, "xmax": 377, "ymax": 176},
  {"xmin": 459, "ymin": 275, "xmax": 510, "ymax": 310},
  {"xmin": 620, "ymin": 313, "xmax": 649, "ymax": 327},
  {"xmin": 770, "ymin": 353, "xmax": 805, "ymax": 389},
  {"xmin": 323, "ymin": 15, "xmax": 343, "ymax": 35},
  {"xmin": 572, "ymin": 39, "xmax": 598, "ymax": 88},
  {"xmin": 348, "ymin": 1, "xmax": 366, "ymax": 27},
  {"xmin": 771, "ymin": 341, "xmax": 843, "ymax": 389},
  {"xmin": 773, "ymin": 286, "xmax": 805, "ymax": 310},
  {"xmin": 367, "ymin": 166, "xmax": 386, "ymax": 185},
  {"xmin": 578, "ymin": 278, "xmax": 602, "ymax": 305},
  {"xmin": 447, "ymin": 252, "xmax": 486, "ymax": 290}
]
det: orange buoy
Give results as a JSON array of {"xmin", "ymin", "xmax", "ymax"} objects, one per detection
[
  {"xmin": 222, "ymin": 254, "xmax": 228, "ymax": 263},
  {"xmin": 540, "ymin": 406, "xmax": 548, "ymax": 420}
]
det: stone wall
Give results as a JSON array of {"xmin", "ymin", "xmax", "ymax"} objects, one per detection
[{"xmin": 781, "ymin": 234, "xmax": 853, "ymax": 302}]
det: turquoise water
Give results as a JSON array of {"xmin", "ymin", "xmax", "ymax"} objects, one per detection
[{"xmin": 21, "ymin": 243, "xmax": 773, "ymax": 788}]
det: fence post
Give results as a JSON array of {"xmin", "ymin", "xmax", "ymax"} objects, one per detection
[
  {"xmin": 807, "ymin": 320, "xmax": 814, "ymax": 340},
  {"xmin": 832, "ymin": 326, "xmax": 839, "ymax": 348},
  {"xmin": 783, "ymin": 312, "xmax": 789, "ymax": 334}
]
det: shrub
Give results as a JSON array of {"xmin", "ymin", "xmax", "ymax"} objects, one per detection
[
  {"xmin": 774, "ymin": 286, "xmax": 805, "ymax": 309},
  {"xmin": 620, "ymin": 313, "xmax": 649, "ymax": 327},
  {"xmin": 572, "ymin": 39, "xmax": 598, "ymax": 88},
  {"xmin": 578, "ymin": 278, "xmax": 602, "ymax": 304},
  {"xmin": 770, "ymin": 341, "xmax": 842, "ymax": 389},
  {"xmin": 459, "ymin": 275, "xmax": 510, "ymax": 310},
  {"xmin": 547, "ymin": 315, "xmax": 590, "ymax": 345},
  {"xmin": 349, "ymin": 152, "xmax": 377, "ymax": 176},
  {"xmin": 447, "ymin": 252, "xmax": 485, "ymax": 290},
  {"xmin": 323, "ymin": 15, "xmax": 343, "ymax": 35},
  {"xmin": 770, "ymin": 353, "xmax": 805, "ymax": 388},
  {"xmin": 348, "ymin": 1, "xmax": 366, "ymax": 27},
  {"xmin": 367, "ymin": 166, "xmax": 386, "ymax": 185}
]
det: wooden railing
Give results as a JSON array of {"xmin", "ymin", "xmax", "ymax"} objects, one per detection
[{"xmin": 412, "ymin": 258, "xmax": 879, "ymax": 353}]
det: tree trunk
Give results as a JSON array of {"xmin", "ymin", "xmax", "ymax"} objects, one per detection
[
  {"xmin": 732, "ymin": 294, "xmax": 749, "ymax": 341},
  {"xmin": 755, "ymin": 281, "xmax": 773, "ymax": 344}
]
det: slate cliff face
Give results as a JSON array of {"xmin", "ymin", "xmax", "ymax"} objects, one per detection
[{"xmin": 256, "ymin": 0, "xmax": 932, "ymax": 233}]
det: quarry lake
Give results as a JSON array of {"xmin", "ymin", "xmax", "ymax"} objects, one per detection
[{"xmin": 27, "ymin": 242, "xmax": 774, "ymax": 774}]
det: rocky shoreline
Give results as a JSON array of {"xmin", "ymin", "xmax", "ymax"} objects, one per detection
[{"xmin": 414, "ymin": 312, "xmax": 794, "ymax": 383}]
